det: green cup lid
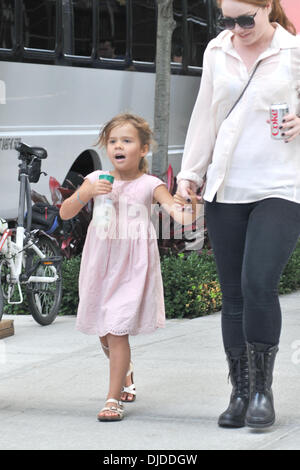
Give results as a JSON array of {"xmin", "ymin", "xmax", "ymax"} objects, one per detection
[{"xmin": 99, "ymin": 174, "xmax": 114, "ymax": 183}]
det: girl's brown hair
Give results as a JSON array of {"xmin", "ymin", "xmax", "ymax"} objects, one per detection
[
  {"xmin": 96, "ymin": 113, "xmax": 154, "ymax": 174},
  {"xmin": 216, "ymin": 0, "xmax": 297, "ymax": 35}
]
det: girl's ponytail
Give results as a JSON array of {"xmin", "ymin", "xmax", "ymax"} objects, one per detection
[
  {"xmin": 139, "ymin": 156, "xmax": 149, "ymax": 174},
  {"xmin": 269, "ymin": 0, "xmax": 296, "ymax": 35}
]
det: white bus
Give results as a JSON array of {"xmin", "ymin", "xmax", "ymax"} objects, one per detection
[{"xmin": 0, "ymin": 0, "xmax": 219, "ymax": 220}]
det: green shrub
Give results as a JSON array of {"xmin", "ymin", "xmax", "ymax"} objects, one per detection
[
  {"xmin": 161, "ymin": 250, "xmax": 222, "ymax": 318},
  {"xmin": 3, "ymin": 240, "xmax": 300, "ymax": 318},
  {"xmin": 59, "ymin": 255, "xmax": 81, "ymax": 315},
  {"xmin": 278, "ymin": 238, "xmax": 300, "ymax": 294}
]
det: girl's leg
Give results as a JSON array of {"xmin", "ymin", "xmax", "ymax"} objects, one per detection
[
  {"xmin": 99, "ymin": 336, "xmax": 110, "ymax": 358},
  {"xmin": 98, "ymin": 334, "xmax": 130, "ymax": 419},
  {"xmin": 99, "ymin": 335, "xmax": 135, "ymax": 401},
  {"xmin": 242, "ymin": 197, "xmax": 300, "ymax": 345}
]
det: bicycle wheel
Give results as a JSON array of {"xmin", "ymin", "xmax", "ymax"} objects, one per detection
[
  {"xmin": 0, "ymin": 259, "xmax": 10, "ymax": 322},
  {"xmin": 0, "ymin": 279, "xmax": 3, "ymax": 322},
  {"xmin": 26, "ymin": 235, "xmax": 62, "ymax": 326}
]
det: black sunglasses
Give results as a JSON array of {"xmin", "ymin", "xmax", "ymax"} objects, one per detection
[{"xmin": 218, "ymin": 8, "xmax": 260, "ymax": 30}]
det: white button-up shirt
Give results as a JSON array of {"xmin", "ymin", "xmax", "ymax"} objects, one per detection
[{"xmin": 177, "ymin": 23, "xmax": 300, "ymax": 203}]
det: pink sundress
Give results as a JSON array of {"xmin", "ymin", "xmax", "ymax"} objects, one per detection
[{"xmin": 76, "ymin": 170, "xmax": 166, "ymax": 337}]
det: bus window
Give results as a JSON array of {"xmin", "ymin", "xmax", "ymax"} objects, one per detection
[
  {"xmin": 132, "ymin": 0, "xmax": 156, "ymax": 63},
  {"xmin": 23, "ymin": 0, "xmax": 56, "ymax": 51},
  {"xmin": 73, "ymin": 0, "xmax": 93, "ymax": 57},
  {"xmin": 187, "ymin": 0, "xmax": 209, "ymax": 67},
  {"xmin": 172, "ymin": 0, "xmax": 210, "ymax": 70},
  {"xmin": 0, "ymin": 0, "xmax": 14, "ymax": 50},
  {"xmin": 98, "ymin": 0, "xmax": 126, "ymax": 59},
  {"xmin": 172, "ymin": 1, "xmax": 184, "ymax": 64}
]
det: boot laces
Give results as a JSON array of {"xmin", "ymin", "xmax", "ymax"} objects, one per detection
[{"xmin": 228, "ymin": 356, "xmax": 249, "ymax": 397}]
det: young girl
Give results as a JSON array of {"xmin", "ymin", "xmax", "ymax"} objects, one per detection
[{"xmin": 59, "ymin": 113, "xmax": 199, "ymax": 421}]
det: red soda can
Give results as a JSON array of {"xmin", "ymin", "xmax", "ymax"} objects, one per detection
[{"xmin": 270, "ymin": 103, "xmax": 289, "ymax": 139}]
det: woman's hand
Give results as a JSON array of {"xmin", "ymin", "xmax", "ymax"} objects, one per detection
[
  {"xmin": 174, "ymin": 187, "xmax": 198, "ymax": 209},
  {"xmin": 267, "ymin": 113, "xmax": 300, "ymax": 143},
  {"xmin": 154, "ymin": 184, "xmax": 200, "ymax": 225},
  {"xmin": 173, "ymin": 187, "xmax": 200, "ymax": 224},
  {"xmin": 279, "ymin": 114, "xmax": 300, "ymax": 143},
  {"xmin": 177, "ymin": 179, "xmax": 197, "ymax": 200},
  {"xmin": 176, "ymin": 179, "xmax": 203, "ymax": 204}
]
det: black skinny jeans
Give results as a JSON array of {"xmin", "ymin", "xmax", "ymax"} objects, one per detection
[{"xmin": 204, "ymin": 196, "xmax": 300, "ymax": 350}]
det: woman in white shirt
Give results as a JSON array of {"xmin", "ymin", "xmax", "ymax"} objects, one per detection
[{"xmin": 176, "ymin": 0, "xmax": 300, "ymax": 430}]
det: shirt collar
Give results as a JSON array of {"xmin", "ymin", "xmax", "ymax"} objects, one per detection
[{"xmin": 212, "ymin": 22, "xmax": 300, "ymax": 53}]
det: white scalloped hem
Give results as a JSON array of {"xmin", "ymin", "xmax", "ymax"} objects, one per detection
[{"xmin": 76, "ymin": 323, "xmax": 165, "ymax": 337}]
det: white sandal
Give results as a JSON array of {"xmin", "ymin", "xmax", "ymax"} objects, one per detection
[
  {"xmin": 97, "ymin": 399, "xmax": 124, "ymax": 422},
  {"xmin": 121, "ymin": 362, "xmax": 136, "ymax": 403}
]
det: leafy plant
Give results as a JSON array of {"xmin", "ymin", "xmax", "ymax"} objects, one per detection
[
  {"xmin": 161, "ymin": 249, "xmax": 221, "ymax": 318},
  {"xmin": 3, "ymin": 240, "xmax": 300, "ymax": 319}
]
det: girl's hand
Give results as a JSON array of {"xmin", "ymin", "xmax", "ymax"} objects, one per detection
[
  {"xmin": 89, "ymin": 179, "xmax": 113, "ymax": 198},
  {"xmin": 154, "ymin": 184, "xmax": 200, "ymax": 225},
  {"xmin": 267, "ymin": 113, "xmax": 300, "ymax": 143}
]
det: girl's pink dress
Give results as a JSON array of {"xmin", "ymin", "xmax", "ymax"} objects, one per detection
[{"xmin": 76, "ymin": 170, "xmax": 166, "ymax": 337}]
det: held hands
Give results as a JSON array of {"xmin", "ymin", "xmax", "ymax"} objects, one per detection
[
  {"xmin": 176, "ymin": 179, "xmax": 203, "ymax": 204},
  {"xmin": 174, "ymin": 181, "xmax": 204, "ymax": 225},
  {"xmin": 173, "ymin": 187, "xmax": 198, "ymax": 212},
  {"xmin": 173, "ymin": 186, "xmax": 201, "ymax": 224},
  {"xmin": 267, "ymin": 113, "xmax": 300, "ymax": 143}
]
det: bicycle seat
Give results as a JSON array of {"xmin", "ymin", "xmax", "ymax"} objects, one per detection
[{"xmin": 15, "ymin": 142, "xmax": 47, "ymax": 159}]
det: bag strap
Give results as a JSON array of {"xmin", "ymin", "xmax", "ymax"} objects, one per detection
[{"xmin": 226, "ymin": 59, "xmax": 263, "ymax": 119}]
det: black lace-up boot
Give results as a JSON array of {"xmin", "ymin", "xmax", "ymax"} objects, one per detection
[
  {"xmin": 245, "ymin": 342, "xmax": 279, "ymax": 429},
  {"xmin": 218, "ymin": 347, "xmax": 249, "ymax": 428}
]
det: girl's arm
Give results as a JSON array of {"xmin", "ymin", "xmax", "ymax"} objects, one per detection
[
  {"xmin": 153, "ymin": 185, "xmax": 200, "ymax": 226},
  {"xmin": 59, "ymin": 178, "xmax": 113, "ymax": 220}
]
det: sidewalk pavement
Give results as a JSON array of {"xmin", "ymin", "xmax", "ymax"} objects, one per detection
[{"xmin": 0, "ymin": 290, "xmax": 300, "ymax": 451}]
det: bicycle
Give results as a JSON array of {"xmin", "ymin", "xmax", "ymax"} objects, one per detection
[{"xmin": 0, "ymin": 142, "xmax": 62, "ymax": 326}]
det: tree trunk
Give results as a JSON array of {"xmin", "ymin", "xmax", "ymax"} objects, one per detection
[{"xmin": 152, "ymin": 0, "xmax": 176, "ymax": 179}]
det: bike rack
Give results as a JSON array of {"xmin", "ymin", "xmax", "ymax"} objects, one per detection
[{"xmin": 7, "ymin": 283, "xmax": 23, "ymax": 305}]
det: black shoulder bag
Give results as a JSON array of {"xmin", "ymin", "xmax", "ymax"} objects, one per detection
[{"xmin": 225, "ymin": 59, "xmax": 262, "ymax": 119}]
